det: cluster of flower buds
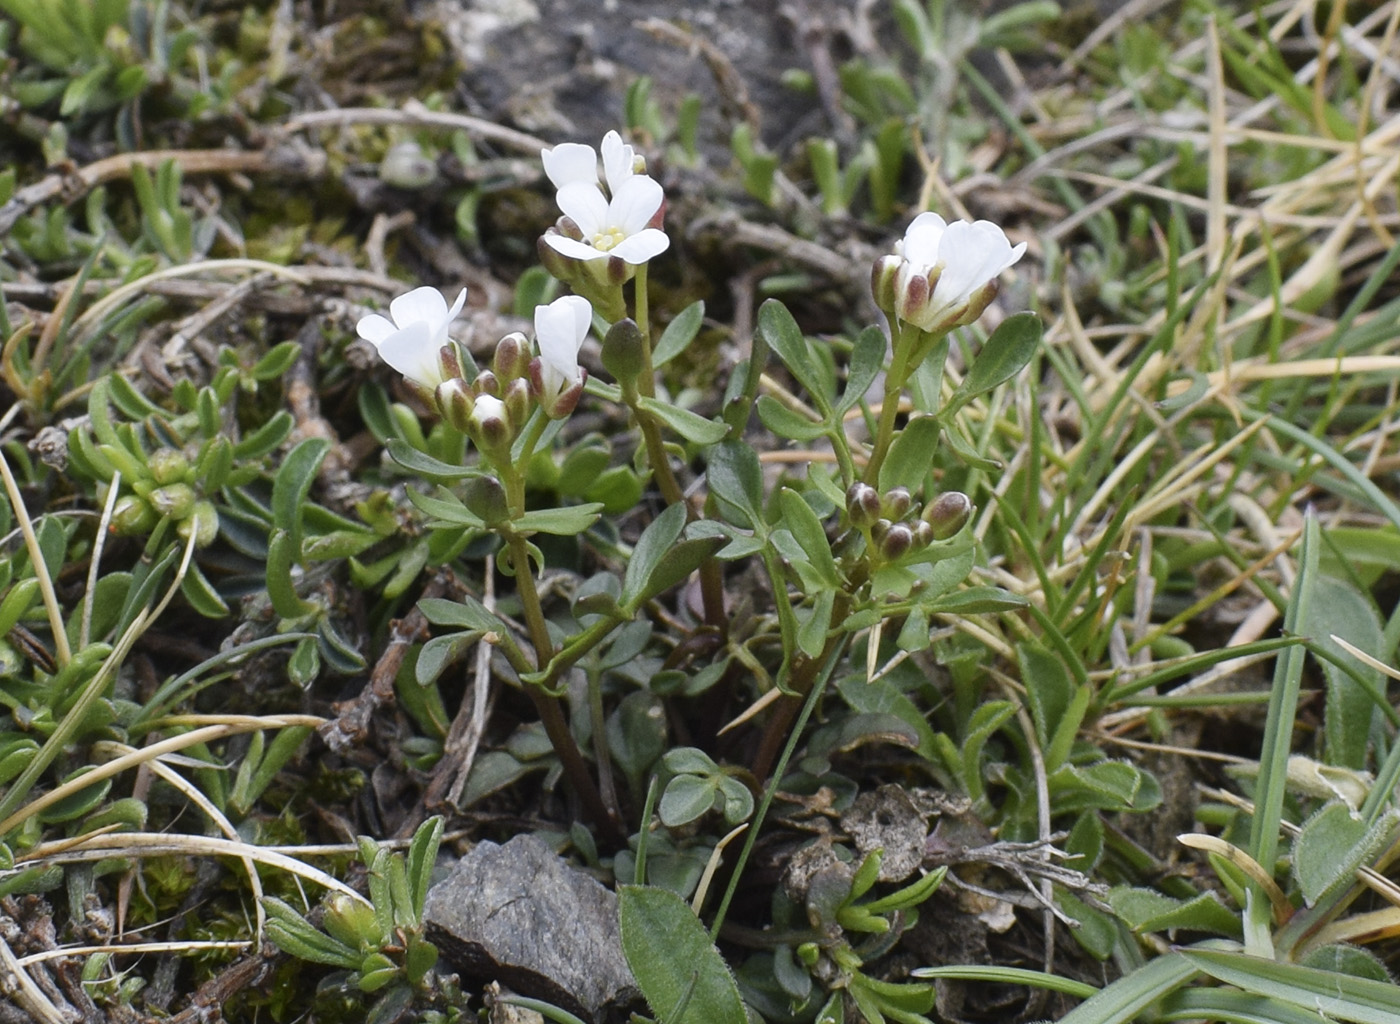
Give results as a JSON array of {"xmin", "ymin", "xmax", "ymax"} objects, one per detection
[
  {"xmin": 357, "ymin": 288, "xmax": 597, "ymax": 453},
  {"xmin": 872, "ymin": 212, "xmax": 1026, "ymax": 335},
  {"xmin": 537, "ymin": 131, "xmax": 669, "ymax": 320},
  {"xmin": 107, "ymin": 447, "xmax": 219, "ymax": 546},
  {"xmin": 846, "ymin": 482, "xmax": 972, "ymax": 561}
]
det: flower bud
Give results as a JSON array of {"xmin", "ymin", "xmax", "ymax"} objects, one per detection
[
  {"xmin": 913, "ymin": 520, "xmax": 934, "ymax": 548},
  {"xmin": 923, "ymin": 491, "xmax": 972, "ymax": 540},
  {"xmin": 467, "ymin": 394, "xmax": 512, "ymax": 455},
  {"xmin": 882, "ymin": 487, "xmax": 912, "ymax": 521},
  {"xmin": 870, "ymin": 518, "xmax": 892, "ymax": 546},
  {"xmin": 871, "ymin": 255, "xmax": 901, "ymax": 316},
  {"xmin": 177, "ymin": 500, "xmax": 220, "ymax": 547},
  {"xmin": 111, "ymin": 495, "xmax": 156, "ymax": 535},
  {"xmin": 846, "ymin": 483, "xmax": 881, "ymax": 527},
  {"xmin": 952, "ymin": 280, "xmax": 1000, "ymax": 329},
  {"xmin": 600, "ymin": 318, "xmax": 646, "ymax": 383},
  {"xmin": 538, "ymin": 232, "xmax": 582, "ymax": 284},
  {"xmin": 323, "ymin": 892, "xmax": 383, "ymax": 950},
  {"xmin": 503, "ymin": 377, "xmax": 531, "ymax": 427},
  {"xmin": 379, "ymin": 141, "xmax": 437, "ymax": 190},
  {"xmin": 880, "ymin": 522, "xmax": 914, "ymax": 561},
  {"xmin": 493, "ymin": 332, "xmax": 531, "ymax": 381},
  {"xmin": 434, "ymin": 378, "xmax": 476, "ymax": 434},
  {"xmin": 463, "ymin": 475, "xmax": 510, "ymax": 526},
  {"xmin": 149, "ymin": 483, "xmax": 196, "ymax": 520},
  {"xmin": 148, "ymin": 447, "xmax": 190, "ymax": 486},
  {"xmin": 472, "ymin": 369, "xmax": 501, "ymax": 397},
  {"xmin": 437, "ymin": 342, "xmax": 464, "ymax": 383}
]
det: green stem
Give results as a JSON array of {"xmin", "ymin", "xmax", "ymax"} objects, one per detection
[
  {"xmin": 862, "ymin": 326, "xmax": 917, "ymax": 487},
  {"xmin": 506, "ymin": 531, "xmax": 623, "ymax": 846},
  {"xmin": 634, "ymin": 263, "xmax": 653, "ymax": 397}
]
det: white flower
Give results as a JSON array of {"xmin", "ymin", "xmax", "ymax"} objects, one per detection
[
  {"xmin": 534, "ymin": 295, "xmax": 591, "ymax": 402},
  {"xmin": 543, "ymin": 178, "xmax": 670, "ymax": 265},
  {"xmin": 876, "ymin": 213, "xmax": 1026, "ymax": 332},
  {"xmin": 356, "ymin": 286, "xmax": 467, "ymax": 388},
  {"xmin": 541, "ymin": 130, "xmax": 639, "ymax": 194}
]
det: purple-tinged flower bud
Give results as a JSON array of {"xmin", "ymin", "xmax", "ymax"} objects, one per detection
[
  {"xmin": 880, "ymin": 522, "xmax": 914, "ymax": 561},
  {"xmin": 493, "ymin": 332, "xmax": 531, "ymax": 381},
  {"xmin": 438, "ymin": 342, "xmax": 464, "ymax": 383},
  {"xmin": 434, "ymin": 378, "xmax": 476, "ymax": 434},
  {"xmin": 472, "ymin": 369, "xmax": 501, "ymax": 397},
  {"xmin": 538, "ymin": 232, "xmax": 582, "ymax": 284},
  {"xmin": 870, "ymin": 518, "xmax": 892, "ymax": 546},
  {"xmin": 467, "ymin": 394, "xmax": 513, "ymax": 455},
  {"xmin": 846, "ymin": 482, "xmax": 881, "ymax": 527},
  {"xmin": 871, "ymin": 254, "xmax": 901, "ymax": 316},
  {"xmin": 601, "ymin": 318, "xmax": 646, "ymax": 383},
  {"xmin": 882, "ymin": 487, "xmax": 912, "ymax": 521},
  {"xmin": 923, "ymin": 491, "xmax": 972, "ymax": 540},
  {"xmin": 913, "ymin": 520, "xmax": 934, "ymax": 548},
  {"xmin": 148, "ymin": 447, "xmax": 190, "ymax": 486},
  {"xmin": 463, "ymin": 475, "xmax": 510, "ymax": 526},
  {"xmin": 503, "ymin": 377, "xmax": 530, "ymax": 427}
]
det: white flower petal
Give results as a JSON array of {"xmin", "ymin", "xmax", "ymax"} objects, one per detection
[
  {"xmin": 600, "ymin": 131, "xmax": 636, "ymax": 195},
  {"xmin": 931, "ymin": 221, "xmax": 1020, "ymax": 310},
  {"xmin": 375, "ymin": 320, "xmax": 441, "ymax": 387},
  {"xmin": 609, "ymin": 175, "xmax": 664, "ymax": 234},
  {"xmin": 535, "ymin": 296, "xmax": 589, "ymax": 375},
  {"xmin": 610, "ymin": 229, "xmax": 670, "ymax": 265},
  {"xmin": 556, "ymin": 182, "xmax": 610, "ymax": 236},
  {"xmin": 542, "ymin": 142, "xmax": 598, "ymax": 191},
  {"xmin": 433, "ymin": 287, "xmax": 468, "ymax": 347},
  {"xmin": 389, "ymin": 286, "xmax": 449, "ymax": 330},
  {"xmin": 356, "ymin": 313, "xmax": 397, "ymax": 344},
  {"xmin": 541, "ymin": 233, "xmax": 610, "ymax": 262},
  {"xmin": 901, "ymin": 212, "xmax": 947, "ymax": 268}
]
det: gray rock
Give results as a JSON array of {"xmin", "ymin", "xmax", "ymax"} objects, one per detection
[{"xmin": 424, "ymin": 834, "xmax": 639, "ymax": 1022}]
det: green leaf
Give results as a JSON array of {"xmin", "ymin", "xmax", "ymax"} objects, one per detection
[
  {"xmin": 406, "ymin": 816, "xmax": 444, "ymax": 920},
  {"xmin": 1301, "ymin": 572, "xmax": 1384, "ymax": 770},
  {"xmin": 251, "ymin": 341, "xmax": 302, "ymax": 381},
  {"xmin": 1106, "ymin": 887, "xmax": 1241, "ymax": 938},
  {"xmin": 1019, "ymin": 641, "xmax": 1073, "ymax": 748},
  {"xmin": 180, "ymin": 562, "xmax": 230, "ymax": 618},
  {"xmin": 385, "ymin": 438, "xmax": 483, "ymax": 479},
  {"xmin": 266, "ymin": 529, "xmax": 316, "ymax": 619},
  {"xmin": 776, "ymin": 488, "xmax": 838, "ymax": 587},
  {"xmin": 1160, "ymin": 988, "xmax": 1334, "ymax": 1024},
  {"xmin": 654, "ymin": 300, "xmax": 705, "ymax": 367},
  {"xmin": 757, "ymin": 298, "xmax": 830, "ymax": 411},
  {"xmin": 837, "ymin": 325, "xmax": 886, "ymax": 415},
  {"xmin": 944, "ymin": 311, "xmax": 1041, "ymax": 416},
  {"xmin": 877, "ymin": 415, "xmax": 941, "ymax": 493},
  {"xmin": 1293, "ymin": 803, "xmax": 1394, "ymax": 908},
  {"xmin": 233, "ymin": 410, "xmax": 293, "ymax": 459},
  {"xmin": 407, "ymin": 487, "xmax": 487, "ymax": 528},
  {"xmin": 618, "ymin": 885, "xmax": 749, "ymax": 1024},
  {"xmin": 263, "ymin": 897, "xmax": 361, "ymax": 969},
  {"xmin": 622, "ymin": 502, "xmax": 688, "ymax": 608},
  {"xmin": 419, "ymin": 596, "xmax": 503, "ymax": 633},
  {"xmin": 637, "ymin": 396, "xmax": 728, "ymax": 444},
  {"xmin": 659, "ymin": 774, "xmax": 718, "ymax": 827},
  {"xmin": 707, "ymin": 441, "xmax": 766, "ymax": 531},
  {"xmin": 515, "ymin": 502, "xmax": 604, "ymax": 536},
  {"xmin": 1182, "ymin": 948, "xmax": 1400, "ymax": 1024},
  {"xmin": 757, "ymin": 395, "xmax": 828, "ymax": 441},
  {"xmin": 272, "ymin": 438, "xmax": 329, "ymax": 548},
  {"xmin": 797, "ymin": 588, "xmax": 835, "ymax": 658},
  {"xmin": 1056, "ymin": 951, "xmax": 1197, "ymax": 1024}
]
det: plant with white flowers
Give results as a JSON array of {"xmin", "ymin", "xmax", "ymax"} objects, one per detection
[{"xmin": 352, "ymin": 137, "xmax": 1042, "ymax": 990}]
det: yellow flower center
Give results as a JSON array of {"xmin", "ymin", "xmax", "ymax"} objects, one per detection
[{"xmin": 591, "ymin": 226, "xmax": 627, "ymax": 252}]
